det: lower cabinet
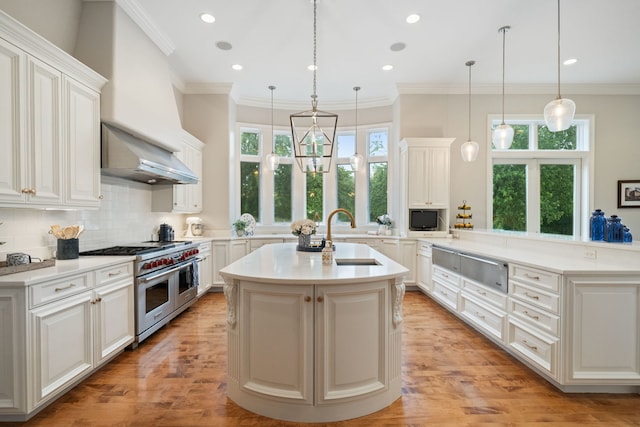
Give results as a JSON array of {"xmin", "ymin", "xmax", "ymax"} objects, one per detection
[
  {"xmin": 0, "ymin": 261, "xmax": 134, "ymax": 421},
  {"xmin": 196, "ymin": 241, "xmax": 213, "ymax": 296},
  {"xmin": 416, "ymin": 242, "xmax": 432, "ymax": 294}
]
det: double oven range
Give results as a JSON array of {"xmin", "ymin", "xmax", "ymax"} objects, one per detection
[{"xmin": 80, "ymin": 241, "xmax": 200, "ymax": 347}]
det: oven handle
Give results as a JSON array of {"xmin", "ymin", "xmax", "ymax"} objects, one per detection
[{"xmin": 139, "ymin": 263, "xmax": 189, "ymax": 283}]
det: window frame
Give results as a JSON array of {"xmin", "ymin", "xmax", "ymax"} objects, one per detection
[
  {"xmin": 235, "ymin": 122, "xmax": 391, "ymax": 230},
  {"xmin": 486, "ymin": 114, "xmax": 594, "ymax": 239}
]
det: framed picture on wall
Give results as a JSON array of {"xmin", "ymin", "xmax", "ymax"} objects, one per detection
[{"xmin": 617, "ymin": 180, "xmax": 640, "ymax": 208}]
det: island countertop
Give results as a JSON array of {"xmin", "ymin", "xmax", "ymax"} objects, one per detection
[{"xmin": 220, "ymin": 242, "xmax": 408, "ymax": 285}]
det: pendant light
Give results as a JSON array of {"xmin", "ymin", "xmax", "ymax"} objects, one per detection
[
  {"xmin": 492, "ymin": 26, "xmax": 514, "ymax": 150},
  {"xmin": 461, "ymin": 60, "xmax": 479, "ymax": 162},
  {"xmin": 544, "ymin": 0, "xmax": 575, "ymax": 131},
  {"xmin": 265, "ymin": 85, "xmax": 279, "ymax": 171},
  {"xmin": 349, "ymin": 86, "xmax": 363, "ymax": 170},
  {"xmin": 290, "ymin": 0, "xmax": 338, "ymax": 174}
]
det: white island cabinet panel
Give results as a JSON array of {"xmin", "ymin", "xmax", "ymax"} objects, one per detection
[
  {"xmin": 317, "ymin": 282, "xmax": 388, "ymax": 403},
  {"xmin": 240, "ymin": 282, "xmax": 312, "ymax": 403},
  {"xmin": 567, "ymin": 277, "xmax": 640, "ymax": 383}
]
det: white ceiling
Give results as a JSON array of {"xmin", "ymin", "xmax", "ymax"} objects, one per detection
[{"xmin": 134, "ymin": 0, "xmax": 640, "ymax": 108}]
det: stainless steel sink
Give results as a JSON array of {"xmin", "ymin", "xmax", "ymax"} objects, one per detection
[{"xmin": 335, "ymin": 258, "xmax": 380, "ymax": 266}]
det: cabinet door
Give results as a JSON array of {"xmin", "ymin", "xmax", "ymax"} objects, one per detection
[
  {"xmin": 30, "ymin": 291, "xmax": 93, "ymax": 403},
  {"xmin": 197, "ymin": 247, "xmax": 213, "ymax": 296},
  {"xmin": 64, "ymin": 77, "xmax": 101, "ymax": 207},
  {"xmin": 189, "ymin": 146, "xmax": 203, "ymax": 212},
  {"xmin": 567, "ymin": 279, "xmax": 640, "ymax": 382},
  {"xmin": 212, "ymin": 241, "xmax": 229, "ymax": 285},
  {"xmin": 417, "ymin": 251, "xmax": 432, "ymax": 294},
  {"xmin": 0, "ymin": 38, "xmax": 26, "ymax": 203},
  {"xmin": 26, "ymin": 56, "xmax": 63, "ymax": 205},
  {"xmin": 427, "ymin": 147, "xmax": 450, "ymax": 207},
  {"xmin": 239, "ymin": 282, "xmax": 313, "ymax": 404},
  {"xmin": 407, "ymin": 147, "xmax": 429, "ymax": 208},
  {"xmin": 316, "ymin": 281, "xmax": 388, "ymax": 404},
  {"xmin": 379, "ymin": 239, "xmax": 398, "ymax": 261},
  {"xmin": 229, "ymin": 240, "xmax": 249, "ymax": 263},
  {"xmin": 94, "ymin": 280, "xmax": 134, "ymax": 366},
  {"xmin": 399, "ymin": 240, "xmax": 417, "ymax": 285}
]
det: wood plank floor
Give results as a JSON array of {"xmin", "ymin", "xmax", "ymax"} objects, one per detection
[{"xmin": 12, "ymin": 291, "xmax": 640, "ymax": 427}]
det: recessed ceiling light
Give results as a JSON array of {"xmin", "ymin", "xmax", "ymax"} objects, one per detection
[
  {"xmin": 563, "ymin": 58, "xmax": 578, "ymax": 65},
  {"xmin": 307, "ymin": 64, "xmax": 318, "ymax": 71},
  {"xmin": 232, "ymin": 64, "xmax": 243, "ymax": 71},
  {"xmin": 382, "ymin": 64, "xmax": 393, "ymax": 71},
  {"xmin": 390, "ymin": 42, "xmax": 406, "ymax": 52},
  {"xmin": 200, "ymin": 13, "xmax": 215, "ymax": 24},
  {"xmin": 216, "ymin": 41, "xmax": 233, "ymax": 51},
  {"xmin": 406, "ymin": 14, "xmax": 420, "ymax": 24}
]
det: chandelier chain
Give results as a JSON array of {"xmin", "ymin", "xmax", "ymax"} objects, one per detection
[
  {"xmin": 312, "ymin": 0, "xmax": 317, "ymax": 107},
  {"xmin": 499, "ymin": 26, "xmax": 510, "ymax": 125},
  {"xmin": 556, "ymin": 0, "xmax": 562, "ymax": 99}
]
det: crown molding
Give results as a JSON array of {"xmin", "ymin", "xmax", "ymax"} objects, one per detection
[
  {"xmin": 396, "ymin": 83, "xmax": 640, "ymax": 95},
  {"xmin": 114, "ymin": 0, "xmax": 175, "ymax": 56}
]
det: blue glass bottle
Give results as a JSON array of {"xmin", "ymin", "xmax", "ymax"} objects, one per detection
[
  {"xmin": 605, "ymin": 215, "xmax": 624, "ymax": 243},
  {"xmin": 623, "ymin": 226, "xmax": 633, "ymax": 243},
  {"xmin": 590, "ymin": 209, "xmax": 606, "ymax": 241}
]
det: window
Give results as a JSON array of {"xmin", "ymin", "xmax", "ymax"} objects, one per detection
[
  {"xmin": 235, "ymin": 123, "xmax": 390, "ymax": 228},
  {"xmin": 488, "ymin": 116, "xmax": 592, "ymax": 237}
]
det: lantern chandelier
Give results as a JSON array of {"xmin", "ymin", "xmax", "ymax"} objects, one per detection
[
  {"xmin": 461, "ymin": 60, "xmax": 479, "ymax": 162},
  {"xmin": 289, "ymin": 0, "xmax": 338, "ymax": 174},
  {"xmin": 544, "ymin": 0, "xmax": 575, "ymax": 131}
]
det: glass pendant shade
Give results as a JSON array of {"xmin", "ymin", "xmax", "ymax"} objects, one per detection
[
  {"xmin": 461, "ymin": 140, "xmax": 479, "ymax": 162},
  {"xmin": 349, "ymin": 153, "xmax": 363, "ymax": 170},
  {"xmin": 493, "ymin": 124, "xmax": 514, "ymax": 150},
  {"xmin": 544, "ymin": 98, "xmax": 575, "ymax": 132},
  {"xmin": 266, "ymin": 85, "xmax": 279, "ymax": 171}
]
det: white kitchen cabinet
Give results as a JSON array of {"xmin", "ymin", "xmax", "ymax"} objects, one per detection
[
  {"xmin": 152, "ymin": 132, "xmax": 204, "ymax": 213},
  {"xmin": 460, "ymin": 277, "xmax": 508, "ymax": 343},
  {"xmin": 64, "ymin": 76, "xmax": 101, "ymax": 207},
  {"xmin": 564, "ymin": 275, "xmax": 640, "ymax": 384},
  {"xmin": 378, "ymin": 239, "xmax": 399, "ymax": 261},
  {"xmin": 431, "ymin": 265, "xmax": 460, "ymax": 312},
  {"xmin": 236, "ymin": 280, "xmax": 390, "ymax": 408},
  {"xmin": 196, "ymin": 240, "xmax": 213, "ymax": 296},
  {"xmin": 416, "ymin": 242, "xmax": 432, "ymax": 294},
  {"xmin": 398, "ymin": 240, "xmax": 417, "ymax": 285},
  {"xmin": 0, "ymin": 261, "xmax": 134, "ymax": 421},
  {"xmin": 212, "ymin": 239, "xmax": 250, "ymax": 288},
  {"xmin": 0, "ymin": 12, "xmax": 106, "ymax": 209}
]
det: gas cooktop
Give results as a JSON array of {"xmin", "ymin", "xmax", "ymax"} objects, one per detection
[{"xmin": 79, "ymin": 241, "xmax": 193, "ymax": 256}]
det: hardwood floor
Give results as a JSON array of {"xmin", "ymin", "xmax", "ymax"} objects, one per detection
[{"xmin": 11, "ymin": 291, "xmax": 640, "ymax": 427}]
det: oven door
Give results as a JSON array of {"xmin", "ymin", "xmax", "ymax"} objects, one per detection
[
  {"xmin": 136, "ymin": 265, "xmax": 179, "ymax": 338},
  {"xmin": 176, "ymin": 259, "xmax": 198, "ymax": 308}
]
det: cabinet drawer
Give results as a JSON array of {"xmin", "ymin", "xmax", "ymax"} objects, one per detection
[
  {"xmin": 30, "ymin": 273, "xmax": 92, "ymax": 308},
  {"xmin": 432, "ymin": 265, "xmax": 460, "ymax": 288},
  {"xmin": 510, "ymin": 264, "xmax": 559, "ymax": 293},
  {"xmin": 461, "ymin": 278, "xmax": 507, "ymax": 310},
  {"xmin": 460, "ymin": 294, "xmax": 506, "ymax": 342},
  {"xmin": 508, "ymin": 318, "xmax": 558, "ymax": 378},
  {"xmin": 431, "ymin": 279, "xmax": 458, "ymax": 311},
  {"xmin": 198, "ymin": 241, "xmax": 212, "ymax": 252},
  {"xmin": 509, "ymin": 298, "xmax": 560, "ymax": 337},
  {"xmin": 509, "ymin": 281, "xmax": 560, "ymax": 314},
  {"xmin": 96, "ymin": 262, "xmax": 133, "ymax": 287}
]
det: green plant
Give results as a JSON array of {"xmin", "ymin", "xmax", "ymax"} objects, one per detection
[{"xmin": 232, "ymin": 219, "xmax": 247, "ymax": 231}]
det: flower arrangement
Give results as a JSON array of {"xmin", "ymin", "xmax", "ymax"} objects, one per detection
[
  {"xmin": 291, "ymin": 219, "xmax": 317, "ymax": 236},
  {"xmin": 232, "ymin": 219, "xmax": 247, "ymax": 236},
  {"xmin": 376, "ymin": 214, "xmax": 393, "ymax": 227}
]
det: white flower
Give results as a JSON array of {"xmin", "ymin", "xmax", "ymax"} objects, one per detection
[{"xmin": 291, "ymin": 219, "xmax": 317, "ymax": 236}]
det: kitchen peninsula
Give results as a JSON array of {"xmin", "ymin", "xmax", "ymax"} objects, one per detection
[{"xmin": 219, "ymin": 242, "xmax": 408, "ymax": 423}]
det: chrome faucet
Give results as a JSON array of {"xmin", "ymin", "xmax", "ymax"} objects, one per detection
[{"xmin": 326, "ymin": 208, "xmax": 356, "ymax": 243}]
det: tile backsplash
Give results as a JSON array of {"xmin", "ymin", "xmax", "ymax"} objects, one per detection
[{"xmin": 0, "ymin": 177, "xmax": 185, "ymax": 261}]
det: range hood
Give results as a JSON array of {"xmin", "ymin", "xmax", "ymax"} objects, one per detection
[{"xmin": 101, "ymin": 123, "xmax": 198, "ymax": 185}]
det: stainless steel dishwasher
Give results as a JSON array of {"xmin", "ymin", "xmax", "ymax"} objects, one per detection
[
  {"xmin": 432, "ymin": 246, "xmax": 461, "ymax": 273},
  {"xmin": 459, "ymin": 252, "xmax": 508, "ymax": 294}
]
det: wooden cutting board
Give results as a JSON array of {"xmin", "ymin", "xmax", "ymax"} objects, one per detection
[{"xmin": 0, "ymin": 259, "xmax": 56, "ymax": 276}]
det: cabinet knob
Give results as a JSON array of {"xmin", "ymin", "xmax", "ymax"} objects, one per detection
[
  {"xmin": 317, "ymin": 296, "xmax": 324, "ymax": 303},
  {"xmin": 304, "ymin": 296, "xmax": 311, "ymax": 302}
]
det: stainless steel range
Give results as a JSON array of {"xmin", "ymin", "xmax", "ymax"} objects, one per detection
[{"xmin": 80, "ymin": 241, "xmax": 200, "ymax": 347}]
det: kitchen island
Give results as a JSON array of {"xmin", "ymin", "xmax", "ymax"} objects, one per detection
[{"xmin": 219, "ymin": 242, "xmax": 408, "ymax": 423}]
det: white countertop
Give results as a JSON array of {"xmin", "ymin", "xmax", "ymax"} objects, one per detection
[
  {"xmin": 0, "ymin": 256, "xmax": 136, "ymax": 287},
  {"xmin": 422, "ymin": 238, "xmax": 640, "ymax": 275},
  {"xmin": 220, "ymin": 242, "xmax": 408, "ymax": 285}
]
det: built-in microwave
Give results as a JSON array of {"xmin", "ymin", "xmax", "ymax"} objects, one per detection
[{"xmin": 409, "ymin": 209, "xmax": 439, "ymax": 231}]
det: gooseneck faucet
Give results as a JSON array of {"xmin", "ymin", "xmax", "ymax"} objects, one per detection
[{"xmin": 326, "ymin": 208, "xmax": 356, "ymax": 243}]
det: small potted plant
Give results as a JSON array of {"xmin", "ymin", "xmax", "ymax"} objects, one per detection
[
  {"xmin": 232, "ymin": 219, "xmax": 247, "ymax": 237},
  {"xmin": 376, "ymin": 214, "xmax": 393, "ymax": 235}
]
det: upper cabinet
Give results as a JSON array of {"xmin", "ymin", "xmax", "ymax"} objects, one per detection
[
  {"xmin": 0, "ymin": 11, "xmax": 106, "ymax": 209},
  {"xmin": 152, "ymin": 131, "xmax": 204, "ymax": 213},
  {"xmin": 400, "ymin": 138, "xmax": 455, "ymax": 236}
]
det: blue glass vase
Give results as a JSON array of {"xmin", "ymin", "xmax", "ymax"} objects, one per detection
[
  {"xmin": 605, "ymin": 215, "xmax": 624, "ymax": 243},
  {"xmin": 623, "ymin": 227, "xmax": 633, "ymax": 243},
  {"xmin": 589, "ymin": 209, "xmax": 606, "ymax": 241}
]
